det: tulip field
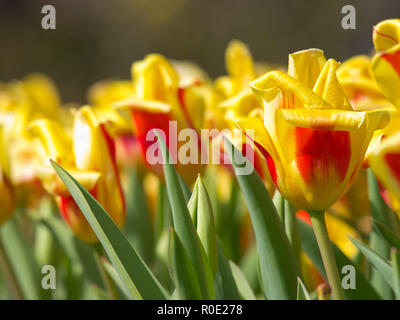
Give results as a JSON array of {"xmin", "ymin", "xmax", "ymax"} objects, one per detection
[{"xmin": 1, "ymin": 16, "xmax": 400, "ymax": 302}]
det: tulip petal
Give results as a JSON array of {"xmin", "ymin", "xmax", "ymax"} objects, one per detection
[
  {"xmin": 88, "ymin": 80, "xmax": 133, "ymax": 107},
  {"xmin": 37, "ymin": 165, "xmax": 100, "ymax": 197},
  {"xmin": 131, "ymin": 54, "xmax": 179, "ymax": 102},
  {"xmin": 113, "ymin": 97, "xmax": 171, "ymax": 113},
  {"xmin": 225, "ymin": 40, "xmax": 255, "ymax": 81},
  {"xmin": 219, "ymin": 89, "xmax": 261, "ymax": 124},
  {"xmin": 288, "ymin": 48, "xmax": 326, "ymax": 88},
  {"xmin": 312, "ymin": 59, "xmax": 352, "ymax": 110},
  {"xmin": 372, "ymin": 44, "xmax": 400, "ymax": 108},
  {"xmin": 279, "ymin": 108, "xmax": 388, "ymax": 131},
  {"xmin": 28, "ymin": 118, "xmax": 72, "ymax": 163},
  {"xmin": 251, "ymin": 71, "xmax": 331, "ymax": 109},
  {"xmin": 22, "ymin": 73, "xmax": 61, "ymax": 118}
]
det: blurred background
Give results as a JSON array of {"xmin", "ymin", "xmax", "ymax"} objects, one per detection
[{"xmin": 0, "ymin": 0, "xmax": 399, "ymax": 103}]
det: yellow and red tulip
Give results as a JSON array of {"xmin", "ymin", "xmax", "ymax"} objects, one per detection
[
  {"xmin": 214, "ymin": 40, "xmax": 256, "ymax": 99},
  {"xmin": 86, "ymin": 80, "xmax": 145, "ymax": 171},
  {"xmin": 369, "ymin": 131, "xmax": 400, "ymax": 215},
  {"xmin": 337, "ymin": 55, "xmax": 393, "ymax": 111},
  {"xmin": 0, "ymin": 74, "xmax": 74, "ymax": 208},
  {"xmin": 30, "ymin": 106, "xmax": 125, "ymax": 242},
  {"xmin": 237, "ymin": 48, "xmax": 389, "ymax": 211},
  {"xmin": 114, "ymin": 54, "xmax": 208, "ymax": 185},
  {"xmin": 218, "ymin": 90, "xmax": 275, "ymax": 194},
  {"xmin": 371, "ymin": 19, "xmax": 400, "ymax": 108},
  {"xmin": 336, "ymin": 52, "xmax": 400, "ymax": 164}
]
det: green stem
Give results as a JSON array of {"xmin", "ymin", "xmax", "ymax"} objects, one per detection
[
  {"xmin": 309, "ymin": 210, "xmax": 345, "ymax": 300},
  {"xmin": 93, "ymin": 246, "xmax": 119, "ymax": 300},
  {"xmin": 0, "ymin": 234, "xmax": 24, "ymax": 299}
]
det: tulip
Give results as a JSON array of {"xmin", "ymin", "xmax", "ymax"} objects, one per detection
[
  {"xmin": 214, "ymin": 40, "xmax": 284, "ymax": 99},
  {"xmin": 236, "ymin": 48, "xmax": 389, "ymax": 299},
  {"xmin": 87, "ymin": 80, "xmax": 133, "ymax": 136},
  {"xmin": 211, "ymin": 41, "xmax": 276, "ymax": 193},
  {"xmin": 218, "ymin": 90, "xmax": 275, "ymax": 194},
  {"xmin": 336, "ymin": 53, "xmax": 400, "ymax": 162},
  {"xmin": 0, "ymin": 74, "xmax": 73, "ymax": 208},
  {"xmin": 238, "ymin": 48, "xmax": 389, "ymax": 212},
  {"xmin": 338, "ymin": 55, "xmax": 393, "ymax": 111},
  {"xmin": 371, "ymin": 19, "xmax": 400, "ymax": 108},
  {"xmin": 336, "ymin": 33, "xmax": 400, "ymax": 215},
  {"xmin": 30, "ymin": 106, "xmax": 125, "ymax": 242},
  {"xmin": 214, "ymin": 40, "xmax": 256, "ymax": 99},
  {"xmin": 369, "ymin": 131, "xmax": 400, "ymax": 215},
  {"xmin": 334, "ymin": 56, "xmax": 390, "ymax": 220},
  {"xmin": 87, "ymin": 80, "xmax": 144, "ymax": 172},
  {"xmin": 114, "ymin": 54, "xmax": 208, "ymax": 185}
]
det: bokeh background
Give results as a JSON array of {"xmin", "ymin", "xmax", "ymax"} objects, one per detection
[{"xmin": 1, "ymin": 0, "xmax": 399, "ymax": 103}]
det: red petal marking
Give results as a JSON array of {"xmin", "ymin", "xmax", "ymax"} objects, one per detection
[
  {"xmin": 295, "ymin": 127, "xmax": 351, "ymax": 185},
  {"xmin": 177, "ymin": 81, "xmax": 203, "ymax": 130},
  {"xmin": 241, "ymin": 128, "xmax": 278, "ymax": 186},
  {"xmin": 241, "ymin": 142, "xmax": 266, "ymax": 180},
  {"xmin": 59, "ymin": 196, "xmax": 71, "ymax": 223},
  {"xmin": 382, "ymin": 50, "xmax": 400, "ymax": 77},
  {"xmin": 373, "ymin": 27, "xmax": 399, "ymax": 47},
  {"xmin": 253, "ymin": 140, "xmax": 278, "ymax": 186},
  {"xmin": 296, "ymin": 210, "xmax": 311, "ymax": 225},
  {"xmin": 385, "ymin": 153, "xmax": 400, "ymax": 182},
  {"xmin": 132, "ymin": 110, "xmax": 172, "ymax": 159},
  {"xmin": 99, "ymin": 124, "xmax": 126, "ymax": 215},
  {"xmin": 177, "ymin": 87, "xmax": 195, "ymax": 130}
]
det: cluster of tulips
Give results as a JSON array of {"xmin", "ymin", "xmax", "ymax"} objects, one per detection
[{"xmin": 1, "ymin": 18, "xmax": 400, "ymax": 300}]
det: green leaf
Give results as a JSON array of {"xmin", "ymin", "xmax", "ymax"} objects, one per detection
[
  {"xmin": 123, "ymin": 167, "xmax": 154, "ymax": 264},
  {"xmin": 225, "ymin": 138, "xmax": 300, "ymax": 300},
  {"xmin": 37, "ymin": 213, "xmax": 88, "ymax": 299},
  {"xmin": 298, "ymin": 218, "xmax": 381, "ymax": 300},
  {"xmin": 297, "ymin": 277, "xmax": 312, "ymax": 300},
  {"xmin": 273, "ymin": 193, "xmax": 301, "ymax": 263},
  {"xmin": 215, "ymin": 243, "xmax": 255, "ymax": 300},
  {"xmin": 179, "ymin": 174, "xmax": 192, "ymax": 204},
  {"xmin": 155, "ymin": 131, "xmax": 214, "ymax": 299},
  {"xmin": 192, "ymin": 177, "xmax": 218, "ymax": 277},
  {"xmin": 39, "ymin": 202, "xmax": 131, "ymax": 294},
  {"xmin": 215, "ymin": 179, "xmax": 242, "ymax": 262},
  {"xmin": 239, "ymin": 244, "xmax": 260, "ymax": 294},
  {"xmin": 0, "ymin": 215, "xmax": 42, "ymax": 299},
  {"xmin": 169, "ymin": 228, "xmax": 202, "ymax": 300},
  {"xmin": 367, "ymin": 169, "xmax": 394, "ymax": 299},
  {"xmin": 51, "ymin": 160, "xmax": 168, "ymax": 300},
  {"xmin": 187, "ymin": 180, "xmax": 198, "ymax": 223},
  {"xmin": 390, "ymin": 248, "xmax": 400, "ymax": 299},
  {"xmin": 272, "ymin": 192, "xmax": 285, "ymax": 221},
  {"xmin": 38, "ymin": 215, "xmax": 81, "ymax": 265},
  {"xmin": 349, "ymin": 237, "xmax": 394, "ymax": 292},
  {"xmin": 372, "ymin": 220, "xmax": 400, "ymax": 251},
  {"xmin": 102, "ymin": 259, "xmax": 132, "ymax": 300},
  {"xmin": 155, "ymin": 184, "xmax": 172, "ymax": 240},
  {"xmin": 284, "ymin": 200, "xmax": 301, "ymax": 262}
]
